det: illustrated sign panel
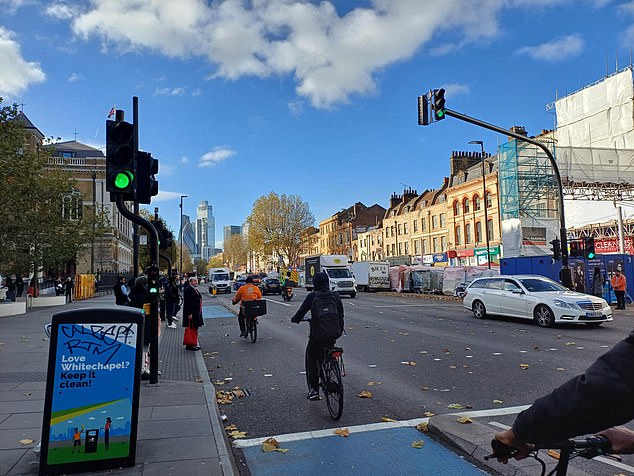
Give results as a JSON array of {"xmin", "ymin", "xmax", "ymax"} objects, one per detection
[{"xmin": 40, "ymin": 308, "xmax": 143, "ymax": 475}]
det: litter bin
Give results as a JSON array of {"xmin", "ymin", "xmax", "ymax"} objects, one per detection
[{"xmin": 85, "ymin": 429, "xmax": 99, "ymax": 453}]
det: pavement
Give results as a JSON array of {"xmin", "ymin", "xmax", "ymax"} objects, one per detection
[
  {"xmin": 2, "ymin": 294, "xmax": 632, "ymax": 476},
  {"xmin": 0, "ymin": 294, "xmax": 237, "ymax": 476}
]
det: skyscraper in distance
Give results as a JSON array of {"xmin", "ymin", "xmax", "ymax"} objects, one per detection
[{"xmin": 196, "ymin": 201, "xmax": 215, "ymax": 262}]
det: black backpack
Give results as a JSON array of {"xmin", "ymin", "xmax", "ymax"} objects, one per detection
[{"xmin": 311, "ymin": 291, "xmax": 343, "ymax": 341}]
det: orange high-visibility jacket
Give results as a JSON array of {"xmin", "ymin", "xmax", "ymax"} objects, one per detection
[
  {"xmin": 232, "ymin": 284, "xmax": 262, "ymax": 306},
  {"xmin": 611, "ymin": 273, "xmax": 627, "ymax": 291}
]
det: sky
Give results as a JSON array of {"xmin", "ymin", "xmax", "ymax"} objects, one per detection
[{"xmin": 1, "ymin": 0, "xmax": 632, "ymax": 247}]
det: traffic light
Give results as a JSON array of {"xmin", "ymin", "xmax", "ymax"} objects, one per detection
[
  {"xmin": 417, "ymin": 94, "xmax": 429, "ymax": 125},
  {"xmin": 146, "ymin": 265, "xmax": 160, "ymax": 295},
  {"xmin": 106, "ymin": 119, "xmax": 135, "ymax": 198},
  {"xmin": 584, "ymin": 236, "xmax": 596, "ymax": 259},
  {"xmin": 550, "ymin": 238, "xmax": 561, "ymax": 261},
  {"xmin": 569, "ymin": 239, "xmax": 583, "ymax": 257},
  {"xmin": 431, "ymin": 88, "xmax": 446, "ymax": 121},
  {"xmin": 153, "ymin": 219, "xmax": 173, "ymax": 250},
  {"xmin": 136, "ymin": 151, "xmax": 159, "ymax": 204}
]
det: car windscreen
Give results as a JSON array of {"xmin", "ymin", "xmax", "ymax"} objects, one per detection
[
  {"xmin": 518, "ymin": 278, "xmax": 568, "ymax": 292},
  {"xmin": 265, "ymin": 279, "xmax": 279, "ymax": 285},
  {"xmin": 326, "ymin": 268, "xmax": 352, "ymax": 279},
  {"xmin": 212, "ymin": 273, "xmax": 230, "ymax": 282}
]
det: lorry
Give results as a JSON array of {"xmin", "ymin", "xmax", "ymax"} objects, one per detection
[
  {"xmin": 207, "ymin": 267, "xmax": 232, "ymax": 294},
  {"xmin": 304, "ymin": 255, "xmax": 356, "ymax": 298},
  {"xmin": 351, "ymin": 261, "xmax": 390, "ymax": 292}
]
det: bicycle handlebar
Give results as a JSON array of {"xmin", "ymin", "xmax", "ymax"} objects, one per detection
[{"xmin": 485, "ymin": 435, "xmax": 612, "ymax": 461}]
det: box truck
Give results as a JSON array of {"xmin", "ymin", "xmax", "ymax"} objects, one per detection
[
  {"xmin": 352, "ymin": 261, "xmax": 390, "ymax": 292},
  {"xmin": 208, "ymin": 267, "xmax": 232, "ymax": 294},
  {"xmin": 304, "ymin": 255, "xmax": 356, "ymax": 297}
]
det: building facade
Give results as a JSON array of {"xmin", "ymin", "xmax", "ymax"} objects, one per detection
[{"xmin": 195, "ymin": 200, "xmax": 215, "ymax": 262}]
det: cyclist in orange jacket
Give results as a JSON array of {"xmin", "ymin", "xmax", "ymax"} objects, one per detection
[{"xmin": 232, "ymin": 276, "xmax": 262, "ymax": 337}]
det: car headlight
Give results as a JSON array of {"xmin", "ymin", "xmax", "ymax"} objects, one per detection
[{"xmin": 553, "ymin": 299, "xmax": 576, "ymax": 309}]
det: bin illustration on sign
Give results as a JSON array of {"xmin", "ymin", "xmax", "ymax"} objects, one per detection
[{"xmin": 40, "ymin": 308, "xmax": 143, "ymax": 475}]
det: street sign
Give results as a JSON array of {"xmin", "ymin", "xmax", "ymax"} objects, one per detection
[{"xmin": 40, "ymin": 308, "xmax": 144, "ymax": 475}]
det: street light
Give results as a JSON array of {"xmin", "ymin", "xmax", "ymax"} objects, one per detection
[
  {"xmin": 469, "ymin": 140, "xmax": 491, "ymax": 269},
  {"xmin": 179, "ymin": 195, "xmax": 188, "ymax": 274}
]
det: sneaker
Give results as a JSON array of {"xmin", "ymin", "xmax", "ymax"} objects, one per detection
[
  {"xmin": 172, "ymin": 316, "xmax": 179, "ymax": 322},
  {"xmin": 307, "ymin": 389, "xmax": 320, "ymax": 401},
  {"xmin": 167, "ymin": 324, "xmax": 177, "ymax": 328},
  {"xmin": 240, "ymin": 331, "xmax": 248, "ymax": 338}
]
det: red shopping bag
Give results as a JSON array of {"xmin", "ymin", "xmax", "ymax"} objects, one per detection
[{"xmin": 183, "ymin": 325, "xmax": 198, "ymax": 346}]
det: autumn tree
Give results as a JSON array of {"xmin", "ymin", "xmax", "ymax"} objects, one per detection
[
  {"xmin": 0, "ymin": 99, "xmax": 90, "ymax": 276},
  {"xmin": 138, "ymin": 209, "xmax": 179, "ymax": 273},
  {"xmin": 247, "ymin": 192, "xmax": 314, "ymax": 268},
  {"xmin": 224, "ymin": 233, "xmax": 248, "ymax": 269}
]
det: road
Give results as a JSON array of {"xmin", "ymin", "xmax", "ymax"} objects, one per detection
[{"xmin": 196, "ymin": 288, "xmax": 634, "ymax": 475}]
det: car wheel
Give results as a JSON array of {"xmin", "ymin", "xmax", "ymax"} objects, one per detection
[
  {"xmin": 534, "ymin": 305, "xmax": 555, "ymax": 328},
  {"xmin": 472, "ymin": 300, "xmax": 487, "ymax": 319}
]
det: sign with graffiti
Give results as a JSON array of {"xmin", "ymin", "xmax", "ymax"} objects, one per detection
[{"xmin": 40, "ymin": 308, "xmax": 144, "ymax": 475}]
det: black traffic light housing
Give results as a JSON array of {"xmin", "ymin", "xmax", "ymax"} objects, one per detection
[
  {"xmin": 153, "ymin": 219, "xmax": 173, "ymax": 250},
  {"xmin": 146, "ymin": 265, "xmax": 160, "ymax": 295},
  {"xmin": 550, "ymin": 238, "xmax": 561, "ymax": 261},
  {"xmin": 106, "ymin": 119, "xmax": 135, "ymax": 198},
  {"xmin": 136, "ymin": 151, "xmax": 159, "ymax": 204},
  {"xmin": 417, "ymin": 94, "xmax": 429, "ymax": 125},
  {"xmin": 569, "ymin": 239, "xmax": 583, "ymax": 257},
  {"xmin": 584, "ymin": 236, "xmax": 596, "ymax": 259},
  {"xmin": 431, "ymin": 88, "xmax": 446, "ymax": 121}
]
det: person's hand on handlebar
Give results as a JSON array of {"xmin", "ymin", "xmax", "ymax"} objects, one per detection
[
  {"xmin": 493, "ymin": 429, "xmax": 534, "ymax": 463},
  {"xmin": 597, "ymin": 426, "xmax": 634, "ymax": 454},
  {"xmin": 290, "ymin": 315, "xmax": 301, "ymax": 324}
]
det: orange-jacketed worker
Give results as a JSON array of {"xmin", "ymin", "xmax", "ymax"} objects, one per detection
[
  {"xmin": 611, "ymin": 268, "xmax": 627, "ymax": 310},
  {"xmin": 232, "ymin": 276, "xmax": 262, "ymax": 337}
]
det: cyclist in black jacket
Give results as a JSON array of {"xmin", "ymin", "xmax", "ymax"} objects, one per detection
[
  {"xmin": 291, "ymin": 271, "xmax": 344, "ymax": 401},
  {"xmin": 495, "ymin": 328, "xmax": 634, "ymax": 459}
]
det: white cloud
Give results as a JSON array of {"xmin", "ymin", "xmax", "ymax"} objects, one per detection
[
  {"xmin": 199, "ymin": 147, "xmax": 236, "ymax": 167},
  {"xmin": 45, "ymin": 2, "xmax": 76, "ymax": 20},
  {"xmin": 152, "ymin": 190, "xmax": 190, "ymax": 202},
  {"xmin": 515, "ymin": 34, "xmax": 584, "ymax": 62},
  {"xmin": 180, "ymin": 156, "xmax": 190, "ymax": 164},
  {"xmin": 154, "ymin": 86, "xmax": 186, "ymax": 96},
  {"xmin": 441, "ymin": 83, "xmax": 470, "ymax": 97},
  {"xmin": 0, "ymin": 26, "xmax": 46, "ymax": 96},
  {"xmin": 0, "ymin": 0, "xmax": 29, "ymax": 14},
  {"xmin": 67, "ymin": 72, "xmax": 83, "ymax": 82}
]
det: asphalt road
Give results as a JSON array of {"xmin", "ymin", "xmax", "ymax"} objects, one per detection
[{"xmin": 196, "ymin": 288, "xmax": 634, "ymax": 474}]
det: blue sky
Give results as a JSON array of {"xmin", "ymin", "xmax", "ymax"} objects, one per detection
[{"xmin": 1, "ymin": 0, "xmax": 631, "ymax": 246}]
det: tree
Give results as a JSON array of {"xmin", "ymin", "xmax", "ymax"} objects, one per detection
[
  {"xmin": 138, "ymin": 209, "xmax": 177, "ymax": 273},
  {"xmin": 194, "ymin": 258, "xmax": 207, "ymax": 277},
  {"xmin": 247, "ymin": 192, "xmax": 314, "ymax": 268},
  {"xmin": 224, "ymin": 234, "xmax": 248, "ymax": 269},
  {"xmin": 207, "ymin": 256, "xmax": 224, "ymax": 269},
  {"xmin": 0, "ymin": 99, "xmax": 88, "ymax": 276}
]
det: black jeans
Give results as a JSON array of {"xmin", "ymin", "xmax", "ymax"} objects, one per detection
[
  {"xmin": 615, "ymin": 290, "xmax": 626, "ymax": 309},
  {"xmin": 305, "ymin": 338, "xmax": 335, "ymax": 391}
]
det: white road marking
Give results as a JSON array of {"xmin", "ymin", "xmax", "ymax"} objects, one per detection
[{"xmin": 262, "ymin": 298, "xmax": 293, "ymax": 307}]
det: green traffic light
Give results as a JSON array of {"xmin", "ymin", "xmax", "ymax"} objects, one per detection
[
  {"xmin": 436, "ymin": 110, "xmax": 445, "ymax": 119},
  {"xmin": 587, "ymin": 252, "xmax": 595, "ymax": 259},
  {"xmin": 114, "ymin": 171, "xmax": 133, "ymax": 190},
  {"xmin": 149, "ymin": 286, "xmax": 158, "ymax": 294}
]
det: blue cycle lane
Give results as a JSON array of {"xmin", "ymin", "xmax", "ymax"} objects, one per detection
[{"xmin": 233, "ymin": 424, "xmax": 487, "ymax": 475}]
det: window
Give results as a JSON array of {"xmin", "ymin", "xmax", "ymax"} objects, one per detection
[
  {"xmin": 465, "ymin": 223, "xmax": 472, "ymax": 244},
  {"xmin": 455, "ymin": 226, "xmax": 462, "ymax": 245},
  {"xmin": 463, "ymin": 198, "xmax": 470, "ymax": 213},
  {"xmin": 486, "ymin": 191, "xmax": 492, "ymax": 208},
  {"xmin": 391, "ymin": 226, "xmax": 395, "ymax": 237},
  {"xmin": 440, "ymin": 213, "xmax": 446, "ymax": 227},
  {"xmin": 414, "ymin": 241, "xmax": 419, "ymax": 254},
  {"xmin": 422, "ymin": 218, "xmax": 427, "ymax": 231},
  {"xmin": 404, "ymin": 223, "xmax": 408, "ymax": 235},
  {"xmin": 386, "ymin": 229, "xmax": 389, "ymax": 238},
  {"xmin": 398, "ymin": 243, "xmax": 402, "ymax": 255},
  {"xmin": 453, "ymin": 201, "xmax": 461, "ymax": 216},
  {"xmin": 441, "ymin": 236, "xmax": 447, "ymax": 252},
  {"xmin": 62, "ymin": 191, "xmax": 83, "ymax": 221},
  {"xmin": 422, "ymin": 239, "xmax": 428, "ymax": 254},
  {"xmin": 433, "ymin": 237, "xmax": 438, "ymax": 253},
  {"xmin": 474, "ymin": 195, "xmax": 481, "ymax": 211},
  {"xmin": 413, "ymin": 220, "xmax": 418, "ymax": 233},
  {"xmin": 391, "ymin": 243, "xmax": 395, "ymax": 255},
  {"xmin": 475, "ymin": 222, "xmax": 482, "ymax": 243},
  {"xmin": 398, "ymin": 224, "xmax": 402, "ymax": 235},
  {"xmin": 432, "ymin": 215, "xmax": 438, "ymax": 229},
  {"xmin": 487, "ymin": 219, "xmax": 494, "ymax": 241}
]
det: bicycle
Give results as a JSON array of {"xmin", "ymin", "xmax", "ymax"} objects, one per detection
[
  {"xmin": 300, "ymin": 317, "xmax": 345, "ymax": 420},
  {"xmin": 246, "ymin": 313, "xmax": 257, "ymax": 343},
  {"xmin": 486, "ymin": 435, "xmax": 615, "ymax": 476},
  {"xmin": 242, "ymin": 299, "xmax": 266, "ymax": 344}
]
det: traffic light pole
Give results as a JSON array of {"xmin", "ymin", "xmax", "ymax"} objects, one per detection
[
  {"xmin": 443, "ymin": 108, "xmax": 572, "ymax": 290},
  {"xmin": 115, "ymin": 196, "xmax": 161, "ymax": 384}
]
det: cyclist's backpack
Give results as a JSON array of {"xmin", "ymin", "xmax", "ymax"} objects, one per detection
[{"xmin": 311, "ymin": 291, "xmax": 343, "ymax": 341}]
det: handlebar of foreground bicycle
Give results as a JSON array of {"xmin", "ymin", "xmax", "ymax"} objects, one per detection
[{"xmin": 485, "ymin": 435, "xmax": 612, "ymax": 461}]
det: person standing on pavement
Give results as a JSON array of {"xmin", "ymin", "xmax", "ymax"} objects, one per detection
[
  {"xmin": 15, "ymin": 275, "xmax": 24, "ymax": 298},
  {"xmin": 183, "ymin": 276, "xmax": 203, "ymax": 351},
  {"xmin": 5, "ymin": 277, "xmax": 16, "ymax": 302},
  {"xmin": 592, "ymin": 266, "xmax": 605, "ymax": 298},
  {"xmin": 232, "ymin": 276, "xmax": 262, "ymax": 338},
  {"xmin": 164, "ymin": 275, "xmax": 181, "ymax": 328},
  {"xmin": 611, "ymin": 269, "xmax": 627, "ymax": 310},
  {"xmin": 113, "ymin": 276, "xmax": 130, "ymax": 305},
  {"xmin": 64, "ymin": 276, "xmax": 74, "ymax": 303}
]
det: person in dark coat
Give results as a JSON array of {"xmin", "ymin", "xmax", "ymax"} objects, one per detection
[
  {"xmin": 15, "ymin": 275, "xmax": 25, "ymax": 298},
  {"xmin": 592, "ymin": 266, "xmax": 605, "ymax": 298},
  {"xmin": 128, "ymin": 277, "xmax": 151, "ymax": 378},
  {"xmin": 494, "ymin": 327, "xmax": 634, "ymax": 459},
  {"xmin": 5, "ymin": 277, "xmax": 16, "ymax": 302},
  {"xmin": 182, "ymin": 276, "xmax": 203, "ymax": 351},
  {"xmin": 113, "ymin": 276, "xmax": 130, "ymax": 305},
  {"xmin": 290, "ymin": 271, "xmax": 344, "ymax": 401},
  {"xmin": 64, "ymin": 277, "xmax": 74, "ymax": 303},
  {"xmin": 164, "ymin": 275, "xmax": 181, "ymax": 328}
]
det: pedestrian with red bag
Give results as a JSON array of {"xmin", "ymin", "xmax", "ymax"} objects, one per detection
[{"xmin": 183, "ymin": 276, "xmax": 203, "ymax": 351}]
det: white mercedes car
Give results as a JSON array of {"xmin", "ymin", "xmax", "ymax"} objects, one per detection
[{"xmin": 462, "ymin": 274, "xmax": 612, "ymax": 327}]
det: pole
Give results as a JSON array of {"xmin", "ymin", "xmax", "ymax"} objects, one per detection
[
  {"xmin": 180, "ymin": 195, "xmax": 188, "ymax": 273},
  {"xmin": 91, "ymin": 172, "xmax": 96, "ymax": 274},
  {"xmin": 469, "ymin": 141, "xmax": 492, "ymax": 269},
  {"xmin": 446, "ymin": 108, "xmax": 571, "ymax": 288},
  {"xmin": 133, "ymin": 97, "xmax": 140, "ymax": 279}
]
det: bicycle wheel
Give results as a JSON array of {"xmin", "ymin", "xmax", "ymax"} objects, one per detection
[
  {"xmin": 322, "ymin": 358, "xmax": 343, "ymax": 420},
  {"xmin": 249, "ymin": 318, "xmax": 257, "ymax": 343}
]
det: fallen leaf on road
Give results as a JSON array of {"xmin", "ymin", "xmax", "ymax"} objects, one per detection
[
  {"xmin": 565, "ymin": 341, "xmax": 576, "ymax": 346},
  {"xmin": 519, "ymin": 363, "xmax": 529, "ymax": 369},
  {"xmin": 416, "ymin": 422, "xmax": 429, "ymax": 432},
  {"xmin": 400, "ymin": 361, "xmax": 416, "ymax": 366},
  {"xmin": 228, "ymin": 430, "xmax": 247, "ymax": 439},
  {"xmin": 358, "ymin": 390, "xmax": 373, "ymax": 398},
  {"xmin": 423, "ymin": 411, "xmax": 435, "ymax": 417},
  {"xmin": 547, "ymin": 449, "xmax": 560, "ymax": 459},
  {"xmin": 262, "ymin": 437, "xmax": 289, "ymax": 453},
  {"xmin": 216, "ymin": 390, "xmax": 233, "ymax": 404},
  {"xmin": 493, "ymin": 399, "xmax": 503, "ymax": 404},
  {"xmin": 382, "ymin": 417, "xmax": 397, "ymax": 422},
  {"xmin": 225, "ymin": 424, "xmax": 237, "ymax": 431},
  {"xmin": 411, "ymin": 440, "xmax": 425, "ymax": 448},
  {"xmin": 19, "ymin": 439, "xmax": 33, "ymax": 445},
  {"xmin": 195, "ymin": 378, "xmax": 204, "ymax": 383},
  {"xmin": 447, "ymin": 403, "xmax": 464, "ymax": 410},
  {"xmin": 449, "ymin": 365, "xmax": 457, "ymax": 369},
  {"xmin": 456, "ymin": 417, "xmax": 472, "ymax": 424},
  {"xmin": 334, "ymin": 428, "xmax": 350, "ymax": 437},
  {"xmin": 556, "ymin": 368, "xmax": 566, "ymax": 371},
  {"xmin": 421, "ymin": 386, "xmax": 430, "ymax": 391}
]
